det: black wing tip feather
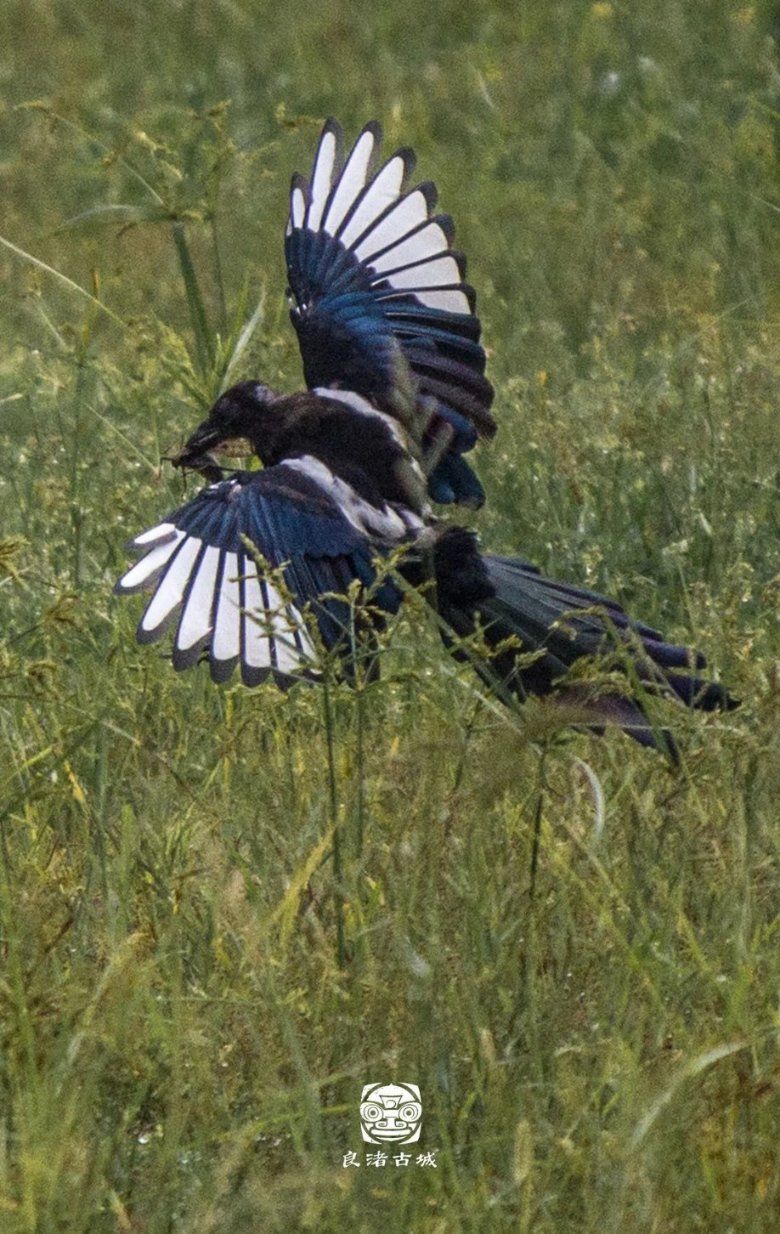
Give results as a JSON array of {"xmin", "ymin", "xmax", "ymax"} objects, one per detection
[
  {"xmin": 416, "ymin": 179, "xmax": 438, "ymax": 213},
  {"xmin": 391, "ymin": 145, "xmax": 417, "ymax": 188},
  {"xmin": 240, "ymin": 662, "xmax": 273, "ymax": 688},
  {"xmin": 178, "ymin": 654, "xmax": 315, "ymax": 691},
  {"xmin": 316, "ymin": 117, "xmax": 345, "ymax": 160},
  {"xmin": 274, "ymin": 665, "xmax": 320, "ymax": 690},
  {"xmin": 461, "ymin": 282, "xmax": 477, "ymax": 313},
  {"xmin": 450, "ymin": 249, "xmax": 468, "ymax": 280},
  {"xmin": 666, "ymin": 673, "xmax": 739, "ymax": 712},
  {"xmin": 172, "ymin": 636, "xmax": 211, "ymax": 672},
  {"xmin": 210, "ymin": 654, "xmax": 240, "ymax": 685},
  {"xmin": 136, "ymin": 596, "xmax": 186, "ymax": 644},
  {"xmin": 122, "ymin": 528, "xmax": 176, "ymax": 555},
  {"xmin": 434, "ymin": 213, "xmax": 456, "ymax": 245},
  {"xmin": 240, "ymin": 664, "xmax": 312, "ymax": 690},
  {"xmin": 357, "ymin": 120, "xmax": 383, "ymax": 177},
  {"xmin": 114, "ymin": 564, "xmax": 169, "ymax": 597}
]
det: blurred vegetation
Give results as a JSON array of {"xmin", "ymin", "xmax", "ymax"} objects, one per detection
[{"xmin": 0, "ymin": 1, "xmax": 778, "ymax": 1230}]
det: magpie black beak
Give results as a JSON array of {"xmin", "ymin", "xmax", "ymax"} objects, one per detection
[
  {"xmin": 172, "ymin": 415, "xmax": 254, "ymax": 471},
  {"xmin": 170, "ymin": 415, "xmax": 232, "ymax": 474},
  {"xmin": 174, "ymin": 419, "xmax": 223, "ymax": 463},
  {"xmin": 165, "ymin": 419, "xmax": 225, "ymax": 483}
]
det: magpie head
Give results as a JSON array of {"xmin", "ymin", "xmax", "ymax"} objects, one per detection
[{"xmin": 173, "ymin": 382, "xmax": 278, "ymax": 468}]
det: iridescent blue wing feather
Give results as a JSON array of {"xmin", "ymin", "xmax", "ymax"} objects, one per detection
[
  {"xmin": 114, "ymin": 464, "xmax": 402, "ymax": 686},
  {"xmin": 285, "ymin": 119, "xmax": 495, "ymax": 506}
]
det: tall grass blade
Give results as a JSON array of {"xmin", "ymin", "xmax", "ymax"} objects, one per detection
[
  {"xmin": 629, "ymin": 1039, "xmax": 749, "ymax": 1150},
  {"xmin": 0, "ymin": 234, "xmax": 126, "ymax": 327},
  {"xmin": 219, "ymin": 286, "xmax": 267, "ymax": 395},
  {"xmin": 55, "ymin": 203, "xmax": 171, "ymax": 231},
  {"xmin": 171, "ymin": 220, "xmax": 213, "ymax": 377}
]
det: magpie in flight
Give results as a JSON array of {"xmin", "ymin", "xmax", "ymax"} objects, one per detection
[{"xmin": 115, "ymin": 118, "xmax": 735, "ymax": 755}]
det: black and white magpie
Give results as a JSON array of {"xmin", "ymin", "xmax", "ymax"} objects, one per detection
[{"xmin": 115, "ymin": 119, "xmax": 735, "ymax": 755}]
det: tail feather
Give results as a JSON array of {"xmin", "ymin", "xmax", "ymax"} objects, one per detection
[
  {"xmin": 662, "ymin": 672, "xmax": 735, "ymax": 712},
  {"xmin": 485, "ymin": 556, "xmax": 673, "ymax": 646},
  {"xmin": 551, "ymin": 685, "xmax": 679, "ymax": 759},
  {"xmin": 431, "ymin": 530, "xmax": 737, "ymax": 756}
]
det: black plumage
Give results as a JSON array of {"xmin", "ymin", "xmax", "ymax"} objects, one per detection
[{"xmin": 115, "ymin": 118, "xmax": 736, "ymax": 755}]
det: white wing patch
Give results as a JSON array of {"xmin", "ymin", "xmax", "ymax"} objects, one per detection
[
  {"xmin": 380, "ymin": 254, "xmax": 463, "ymax": 291},
  {"xmin": 261, "ymin": 577, "xmax": 307, "ymax": 675},
  {"xmin": 242, "ymin": 560, "xmax": 314, "ymax": 681},
  {"xmin": 283, "ymin": 455, "xmax": 423, "ymax": 540},
  {"xmin": 376, "ymin": 285, "xmax": 471, "ymax": 314},
  {"xmin": 139, "ymin": 536, "xmax": 201, "ymax": 636},
  {"xmin": 306, "ymin": 124, "xmax": 340, "ymax": 231},
  {"xmin": 338, "ymin": 154, "xmax": 408, "ymax": 247},
  {"xmin": 353, "ymin": 189, "xmax": 430, "ymax": 260},
  {"xmin": 366, "ymin": 220, "xmax": 449, "ymax": 272},
  {"xmin": 116, "ymin": 525, "xmax": 316, "ymax": 684},
  {"xmin": 177, "ymin": 544, "xmax": 220, "ymax": 652},
  {"xmin": 289, "ymin": 184, "xmax": 306, "ymax": 232},
  {"xmin": 212, "ymin": 552, "xmax": 241, "ymax": 663},
  {"xmin": 289, "ymin": 121, "xmax": 476, "ymax": 321},
  {"xmin": 322, "ymin": 126, "xmax": 377, "ymax": 235},
  {"xmin": 372, "ymin": 253, "xmax": 470, "ymax": 313},
  {"xmin": 116, "ymin": 529, "xmax": 185, "ymax": 593},
  {"xmin": 310, "ymin": 386, "xmax": 407, "ymax": 447},
  {"xmin": 131, "ymin": 521, "xmax": 178, "ymax": 548},
  {"xmin": 241, "ymin": 565, "xmax": 271, "ymax": 671}
]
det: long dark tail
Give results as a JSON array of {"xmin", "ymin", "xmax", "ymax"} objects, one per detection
[{"xmin": 431, "ymin": 528, "xmax": 737, "ymax": 756}]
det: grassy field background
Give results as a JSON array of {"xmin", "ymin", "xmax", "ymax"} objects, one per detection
[{"xmin": 1, "ymin": 1, "xmax": 779, "ymax": 1230}]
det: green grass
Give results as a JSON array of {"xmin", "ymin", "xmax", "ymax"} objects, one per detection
[{"xmin": 1, "ymin": 1, "xmax": 779, "ymax": 1230}]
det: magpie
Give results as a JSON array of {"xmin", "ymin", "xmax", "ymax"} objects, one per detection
[{"xmin": 115, "ymin": 118, "xmax": 735, "ymax": 755}]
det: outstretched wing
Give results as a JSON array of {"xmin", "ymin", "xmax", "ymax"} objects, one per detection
[
  {"xmin": 114, "ymin": 464, "xmax": 402, "ymax": 686},
  {"xmin": 285, "ymin": 118, "xmax": 495, "ymax": 507}
]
